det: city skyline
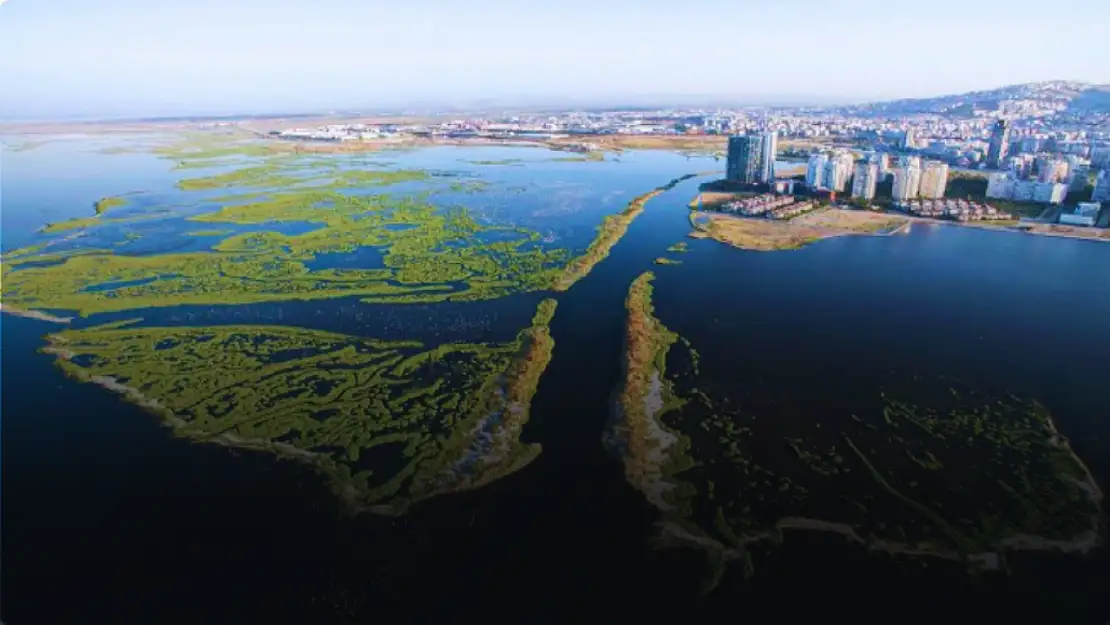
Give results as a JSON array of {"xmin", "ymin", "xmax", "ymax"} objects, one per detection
[{"xmin": 2, "ymin": 0, "xmax": 1110, "ymax": 120}]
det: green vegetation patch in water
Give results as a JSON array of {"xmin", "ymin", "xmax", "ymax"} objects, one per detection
[
  {"xmin": 3, "ymin": 191, "xmax": 569, "ymax": 316},
  {"xmin": 44, "ymin": 299, "xmax": 559, "ymax": 514},
  {"xmin": 94, "ymin": 196, "xmax": 128, "ymax": 215}
]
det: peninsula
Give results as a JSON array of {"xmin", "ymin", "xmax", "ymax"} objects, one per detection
[{"xmin": 690, "ymin": 207, "xmax": 909, "ymax": 251}]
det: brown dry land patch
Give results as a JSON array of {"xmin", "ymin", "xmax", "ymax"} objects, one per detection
[{"xmin": 695, "ymin": 208, "xmax": 908, "ymax": 251}]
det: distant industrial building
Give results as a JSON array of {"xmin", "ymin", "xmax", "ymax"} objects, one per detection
[
  {"xmin": 986, "ymin": 119, "xmax": 1011, "ymax": 169},
  {"xmin": 851, "ymin": 162, "xmax": 879, "ymax": 200},
  {"xmin": 918, "ymin": 161, "xmax": 949, "ymax": 199}
]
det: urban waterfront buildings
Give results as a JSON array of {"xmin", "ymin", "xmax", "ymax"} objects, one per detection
[
  {"xmin": 987, "ymin": 119, "xmax": 1011, "ymax": 169},
  {"xmin": 1093, "ymin": 169, "xmax": 1110, "ymax": 203},
  {"xmin": 1036, "ymin": 156, "xmax": 1068, "ymax": 183},
  {"xmin": 719, "ymin": 134, "xmax": 772, "ymax": 185},
  {"xmin": 805, "ymin": 153, "xmax": 828, "ymax": 189},
  {"xmin": 1069, "ymin": 164, "xmax": 1091, "ymax": 191},
  {"xmin": 901, "ymin": 129, "xmax": 917, "ymax": 150},
  {"xmin": 1060, "ymin": 202, "xmax": 1101, "ymax": 226},
  {"xmin": 1092, "ymin": 146, "xmax": 1110, "ymax": 169},
  {"xmin": 892, "ymin": 161, "xmax": 922, "ymax": 201},
  {"xmin": 918, "ymin": 161, "xmax": 950, "ymax": 200},
  {"xmin": 986, "ymin": 173, "xmax": 1068, "ymax": 204},
  {"xmin": 760, "ymin": 130, "xmax": 778, "ymax": 184},
  {"xmin": 851, "ymin": 162, "xmax": 879, "ymax": 200}
]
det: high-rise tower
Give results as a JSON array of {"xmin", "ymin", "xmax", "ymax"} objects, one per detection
[
  {"xmin": 759, "ymin": 130, "xmax": 778, "ymax": 183},
  {"xmin": 987, "ymin": 120, "xmax": 1011, "ymax": 169},
  {"xmin": 726, "ymin": 134, "xmax": 765, "ymax": 184}
]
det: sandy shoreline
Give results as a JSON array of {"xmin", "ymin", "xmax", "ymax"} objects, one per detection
[
  {"xmin": 0, "ymin": 303, "xmax": 73, "ymax": 324},
  {"xmin": 693, "ymin": 207, "xmax": 1110, "ymax": 252}
]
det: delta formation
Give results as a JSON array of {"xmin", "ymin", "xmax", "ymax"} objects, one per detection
[{"xmin": 608, "ymin": 271, "xmax": 1103, "ymax": 592}]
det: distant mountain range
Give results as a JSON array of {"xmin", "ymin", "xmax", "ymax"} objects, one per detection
[{"xmin": 840, "ymin": 81, "xmax": 1110, "ymax": 117}]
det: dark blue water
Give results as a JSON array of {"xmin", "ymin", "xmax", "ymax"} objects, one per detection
[
  {"xmin": 3, "ymin": 140, "xmax": 1110, "ymax": 624},
  {"xmin": 303, "ymin": 247, "xmax": 386, "ymax": 271}
]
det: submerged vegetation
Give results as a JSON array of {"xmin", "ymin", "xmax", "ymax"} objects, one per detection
[
  {"xmin": 44, "ymin": 299, "xmax": 559, "ymax": 514},
  {"xmin": 550, "ymin": 151, "xmax": 605, "ymax": 163},
  {"xmin": 607, "ymin": 272, "xmax": 1103, "ymax": 591},
  {"xmin": 464, "ymin": 158, "xmax": 525, "ymax": 166}
]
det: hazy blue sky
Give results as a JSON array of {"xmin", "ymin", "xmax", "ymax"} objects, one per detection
[{"xmin": 2, "ymin": 0, "xmax": 1109, "ymax": 119}]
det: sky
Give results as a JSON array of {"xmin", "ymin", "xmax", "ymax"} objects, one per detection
[{"xmin": 2, "ymin": 0, "xmax": 1109, "ymax": 120}]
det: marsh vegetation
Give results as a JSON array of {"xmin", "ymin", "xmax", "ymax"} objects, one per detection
[{"xmin": 44, "ymin": 298, "xmax": 559, "ymax": 514}]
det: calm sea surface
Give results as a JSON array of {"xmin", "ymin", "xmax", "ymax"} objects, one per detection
[{"xmin": 2, "ymin": 138, "xmax": 1109, "ymax": 623}]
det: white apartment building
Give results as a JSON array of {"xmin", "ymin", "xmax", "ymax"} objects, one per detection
[
  {"xmin": 986, "ymin": 173, "xmax": 1013, "ymax": 200},
  {"xmin": 871, "ymin": 152, "xmax": 891, "ymax": 177},
  {"xmin": 822, "ymin": 151, "xmax": 854, "ymax": 192},
  {"xmin": 760, "ymin": 130, "xmax": 778, "ymax": 184},
  {"xmin": 851, "ymin": 162, "xmax": 879, "ymax": 200},
  {"xmin": 892, "ymin": 164, "xmax": 922, "ymax": 202},
  {"xmin": 1033, "ymin": 182, "xmax": 1067, "ymax": 204},
  {"xmin": 918, "ymin": 161, "xmax": 949, "ymax": 200},
  {"xmin": 806, "ymin": 153, "xmax": 828, "ymax": 190},
  {"xmin": 1006, "ymin": 180, "xmax": 1067, "ymax": 204}
]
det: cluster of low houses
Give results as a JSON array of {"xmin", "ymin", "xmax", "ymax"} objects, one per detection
[
  {"xmin": 722, "ymin": 193, "xmax": 816, "ymax": 220},
  {"xmin": 898, "ymin": 198, "xmax": 1013, "ymax": 222}
]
